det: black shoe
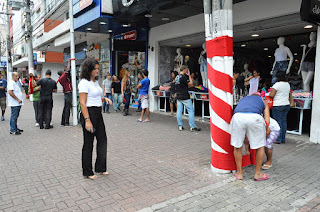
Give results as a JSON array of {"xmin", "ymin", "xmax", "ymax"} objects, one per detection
[
  {"xmin": 61, "ymin": 122, "xmax": 65, "ymax": 126},
  {"xmin": 190, "ymin": 127, "xmax": 201, "ymax": 132},
  {"xmin": 45, "ymin": 126, "xmax": 54, "ymax": 129},
  {"xmin": 17, "ymin": 129, "xmax": 23, "ymax": 132},
  {"xmin": 65, "ymin": 123, "xmax": 71, "ymax": 127},
  {"xmin": 10, "ymin": 131, "xmax": 21, "ymax": 135},
  {"xmin": 106, "ymin": 111, "xmax": 110, "ymax": 114},
  {"xmin": 40, "ymin": 126, "xmax": 44, "ymax": 129}
]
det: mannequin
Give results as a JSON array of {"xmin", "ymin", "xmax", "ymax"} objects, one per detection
[
  {"xmin": 241, "ymin": 63, "xmax": 251, "ymax": 78},
  {"xmin": 270, "ymin": 37, "xmax": 293, "ymax": 85},
  {"xmin": 298, "ymin": 32, "xmax": 316, "ymax": 92},
  {"xmin": 174, "ymin": 48, "xmax": 184, "ymax": 72},
  {"xmin": 198, "ymin": 42, "xmax": 208, "ymax": 88},
  {"xmin": 184, "ymin": 55, "xmax": 190, "ymax": 66}
]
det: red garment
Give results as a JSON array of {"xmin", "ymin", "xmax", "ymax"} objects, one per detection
[{"xmin": 57, "ymin": 72, "xmax": 72, "ymax": 93}]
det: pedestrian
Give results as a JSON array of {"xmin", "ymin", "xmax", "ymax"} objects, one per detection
[
  {"xmin": 269, "ymin": 71, "xmax": 291, "ymax": 144},
  {"xmin": 57, "ymin": 68, "xmax": 73, "ymax": 126},
  {"xmin": 8, "ymin": 72, "xmax": 23, "ymax": 135},
  {"xmin": 22, "ymin": 77, "xmax": 29, "ymax": 98},
  {"xmin": 175, "ymin": 65, "xmax": 201, "ymax": 132},
  {"xmin": 169, "ymin": 71, "xmax": 178, "ymax": 116},
  {"xmin": 29, "ymin": 74, "xmax": 41, "ymax": 126},
  {"xmin": 121, "ymin": 70, "xmax": 132, "ymax": 116},
  {"xmin": 245, "ymin": 70, "xmax": 261, "ymax": 95},
  {"xmin": 136, "ymin": 72, "xmax": 143, "ymax": 112},
  {"xmin": 78, "ymin": 58, "xmax": 112, "ymax": 180},
  {"xmin": 111, "ymin": 75, "xmax": 122, "ymax": 113},
  {"xmin": 262, "ymin": 118, "xmax": 280, "ymax": 170},
  {"xmin": 0, "ymin": 73, "xmax": 7, "ymax": 121},
  {"xmin": 137, "ymin": 70, "xmax": 150, "ymax": 122},
  {"xmin": 36, "ymin": 70, "xmax": 57, "ymax": 129},
  {"xmin": 231, "ymin": 93, "xmax": 270, "ymax": 181},
  {"xmin": 102, "ymin": 73, "xmax": 113, "ymax": 114}
]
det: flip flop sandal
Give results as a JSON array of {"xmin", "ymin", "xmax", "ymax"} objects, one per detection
[
  {"xmin": 98, "ymin": 172, "xmax": 109, "ymax": 176},
  {"xmin": 85, "ymin": 175, "xmax": 98, "ymax": 180},
  {"xmin": 142, "ymin": 120, "xmax": 151, "ymax": 123},
  {"xmin": 254, "ymin": 173, "xmax": 269, "ymax": 181},
  {"xmin": 262, "ymin": 164, "xmax": 272, "ymax": 170},
  {"xmin": 234, "ymin": 173, "xmax": 243, "ymax": 180},
  {"xmin": 137, "ymin": 120, "xmax": 143, "ymax": 122}
]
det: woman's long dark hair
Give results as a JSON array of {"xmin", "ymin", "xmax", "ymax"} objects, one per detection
[{"xmin": 80, "ymin": 58, "xmax": 99, "ymax": 81}]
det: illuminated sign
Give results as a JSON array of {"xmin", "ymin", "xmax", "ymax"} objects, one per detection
[{"xmin": 73, "ymin": 0, "xmax": 94, "ymax": 15}]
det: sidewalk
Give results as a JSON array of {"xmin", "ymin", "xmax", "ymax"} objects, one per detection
[{"xmin": 0, "ymin": 93, "xmax": 319, "ymax": 212}]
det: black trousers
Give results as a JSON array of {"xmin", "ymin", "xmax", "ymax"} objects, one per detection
[
  {"xmin": 61, "ymin": 93, "xmax": 72, "ymax": 124},
  {"xmin": 38, "ymin": 97, "xmax": 53, "ymax": 128},
  {"xmin": 33, "ymin": 101, "xmax": 39, "ymax": 123},
  {"xmin": 80, "ymin": 107, "xmax": 107, "ymax": 176}
]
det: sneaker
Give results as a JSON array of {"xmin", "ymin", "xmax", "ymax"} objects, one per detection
[
  {"xmin": 50, "ymin": 123, "xmax": 53, "ymax": 127},
  {"xmin": 190, "ymin": 127, "xmax": 201, "ymax": 132},
  {"xmin": 178, "ymin": 126, "xmax": 184, "ymax": 131},
  {"xmin": 17, "ymin": 129, "xmax": 23, "ymax": 132},
  {"xmin": 10, "ymin": 131, "xmax": 21, "ymax": 135},
  {"xmin": 35, "ymin": 123, "xmax": 39, "ymax": 127},
  {"xmin": 106, "ymin": 111, "xmax": 110, "ymax": 114},
  {"xmin": 1, "ymin": 116, "xmax": 4, "ymax": 121}
]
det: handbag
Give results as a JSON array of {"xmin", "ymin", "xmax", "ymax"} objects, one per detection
[{"xmin": 265, "ymin": 96, "xmax": 273, "ymax": 109}]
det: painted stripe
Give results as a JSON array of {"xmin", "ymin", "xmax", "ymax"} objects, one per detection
[
  {"xmin": 210, "ymin": 107, "xmax": 230, "ymax": 134},
  {"xmin": 211, "ymin": 137, "xmax": 228, "ymax": 154},
  {"xmin": 207, "ymin": 82, "xmax": 232, "ymax": 108},
  {"xmin": 207, "ymin": 62, "xmax": 233, "ymax": 94},
  {"xmin": 206, "ymin": 36, "xmax": 233, "ymax": 58},
  {"xmin": 210, "ymin": 122, "xmax": 234, "ymax": 153},
  {"xmin": 209, "ymin": 91, "xmax": 233, "ymax": 124},
  {"xmin": 207, "ymin": 57, "xmax": 233, "ymax": 78}
]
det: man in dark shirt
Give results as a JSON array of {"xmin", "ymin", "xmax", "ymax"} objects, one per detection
[
  {"xmin": 36, "ymin": 70, "xmax": 57, "ymax": 129},
  {"xmin": 57, "ymin": 68, "xmax": 72, "ymax": 126},
  {"xmin": 174, "ymin": 65, "xmax": 201, "ymax": 132}
]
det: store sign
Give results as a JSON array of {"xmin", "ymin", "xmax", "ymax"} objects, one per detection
[
  {"xmin": 201, "ymin": 94, "xmax": 208, "ymax": 100},
  {"xmin": 73, "ymin": 0, "xmax": 94, "ymax": 15},
  {"xmin": 300, "ymin": 0, "xmax": 320, "ymax": 24},
  {"xmin": 86, "ymin": 44, "xmax": 101, "ymax": 61},
  {"xmin": 0, "ymin": 61, "xmax": 7, "ymax": 66},
  {"xmin": 114, "ymin": 30, "xmax": 137, "ymax": 40},
  {"xmin": 122, "ymin": 0, "xmax": 135, "ymax": 7}
]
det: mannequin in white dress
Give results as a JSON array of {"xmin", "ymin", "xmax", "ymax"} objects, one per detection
[
  {"xmin": 298, "ymin": 32, "xmax": 317, "ymax": 91},
  {"xmin": 174, "ymin": 48, "xmax": 184, "ymax": 72},
  {"xmin": 198, "ymin": 42, "xmax": 208, "ymax": 88},
  {"xmin": 270, "ymin": 37, "xmax": 293, "ymax": 85}
]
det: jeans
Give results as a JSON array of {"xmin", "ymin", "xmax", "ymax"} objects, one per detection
[
  {"xmin": 112, "ymin": 93, "xmax": 123, "ymax": 111},
  {"xmin": 272, "ymin": 61, "xmax": 288, "ymax": 85},
  {"xmin": 177, "ymin": 99, "xmax": 197, "ymax": 128},
  {"xmin": 38, "ymin": 97, "xmax": 53, "ymax": 128},
  {"xmin": 10, "ymin": 106, "xmax": 21, "ymax": 132},
  {"xmin": 80, "ymin": 107, "xmax": 107, "ymax": 176},
  {"xmin": 272, "ymin": 105, "xmax": 290, "ymax": 143},
  {"xmin": 103, "ymin": 93, "xmax": 113, "ymax": 112},
  {"xmin": 124, "ymin": 93, "xmax": 131, "ymax": 110},
  {"xmin": 137, "ymin": 94, "xmax": 142, "ymax": 110},
  {"xmin": 33, "ymin": 101, "xmax": 39, "ymax": 123},
  {"xmin": 62, "ymin": 93, "xmax": 72, "ymax": 124}
]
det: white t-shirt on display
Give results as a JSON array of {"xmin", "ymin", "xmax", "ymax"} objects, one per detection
[
  {"xmin": 272, "ymin": 82, "xmax": 290, "ymax": 106},
  {"xmin": 7, "ymin": 80, "xmax": 23, "ymax": 107},
  {"xmin": 269, "ymin": 118, "xmax": 280, "ymax": 131},
  {"xmin": 78, "ymin": 79, "xmax": 103, "ymax": 107},
  {"xmin": 249, "ymin": 77, "xmax": 259, "ymax": 95}
]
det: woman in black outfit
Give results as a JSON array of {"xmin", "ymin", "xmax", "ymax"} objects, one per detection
[{"xmin": 78, "ymin": 58, "xmax": 112, "ymax": 180}]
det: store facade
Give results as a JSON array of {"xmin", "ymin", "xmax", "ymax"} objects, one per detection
[{"xmin": 147, "ymin": 0, "xmax": 320, "ymax": 143}]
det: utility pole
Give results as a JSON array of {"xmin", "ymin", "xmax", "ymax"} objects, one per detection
[
  {"xmin": 69, "ymin": 0, "xmax": 78, "ymax": 125},
  {"xmin": 5, "ymin": 0, "xmax": 13, "ymax": 81},
  {"xmin": 25, "ymin": 0, "xmax": 34, "ymax": 75}
]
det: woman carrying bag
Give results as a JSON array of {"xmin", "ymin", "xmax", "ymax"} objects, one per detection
[{"xmin": 78, "ymin": 58, "xmax": 113, "ymax": 180}]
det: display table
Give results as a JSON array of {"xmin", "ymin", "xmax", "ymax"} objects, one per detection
[
  {"xmin": 286, "ymin": 97, "xmax": 312, "ymax": 135},
  {"xmin": 151, "ymin": 90, "xmax": 169, "ymax": 112},
  {"xmin": 193, "ymin": 92, "xmax": 210, "ymax": 119}
]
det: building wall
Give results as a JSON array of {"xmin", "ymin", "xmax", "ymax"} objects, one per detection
[{"xmin": 41, "ymin": 62, "xmax": 65, "ymax": 91}]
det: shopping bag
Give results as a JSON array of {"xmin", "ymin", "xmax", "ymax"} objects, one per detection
[{"xmin": 265, "ymin": 96, "xmax": 273, "ymax": 109}]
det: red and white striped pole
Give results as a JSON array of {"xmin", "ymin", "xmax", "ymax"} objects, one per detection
[{"xmin": 204, "ymin": 0, "xmax": 251, "ymax": 173}]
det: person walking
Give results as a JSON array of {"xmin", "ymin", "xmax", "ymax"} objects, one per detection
[
  {"xmin": 8, "ymin": 72, "xmax": 23, "ymax": 135},
  {"xmin": 169, "ymin": 71, "xmax": 178, "ymax": 116},
  {"xmin": 137, "ymin": 70, "xmax": 150, "ymax": 122},
  {"xmin": 0, "ymin": 73, "xmax": 7, "ymax": 121},
  {"xmin": 121, "ymin": 70, "xmax": 132, "ymax": 116},
  {"xmin": 78, "ymin": 58, "xmax": 112, "ymax": 180},
  {"xmin": 36, "ymin": 70, "xmax": 57, "ymax": 129},
  {"xmin": 175, "ymin": 65, "xmax": 201, "ymax": 132},
  {"xmin": 29, "ymin": 74, "xmax": 41, "ymax": 126},
  {"xmin": 136, "ymin": 72, "xmax": 143, "ymax": 112},
  {"xmin": 111, "ymin": 75, "xmax": 122, "ymax": 112},
  {"xmin": 102, "ymin": 73, "xmax": 113, "ymax": 114},
  {"xmin": 57, "ymin": 69, "xmax": 73, "ymax": 126},
  {"xmin": 231, "ymin": 93, "xmax": 270, "ymax": 181},
  {"xmin": 269, "ymin": 71, "xmax": 291, "ymax": 144}
]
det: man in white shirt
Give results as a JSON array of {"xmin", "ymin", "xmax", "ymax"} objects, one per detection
[{"xmin": 8, "ymin": 72, "xmax": 24, "ymax": 135}]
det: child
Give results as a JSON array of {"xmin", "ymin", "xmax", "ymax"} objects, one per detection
[{"xmin": 262, "ymin": 118, "xmax": 280, "ymax": 170}]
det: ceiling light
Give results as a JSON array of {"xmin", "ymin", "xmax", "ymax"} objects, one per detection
[
  {"xmin": 100, "ymin": 22, "xmax": 106, "ymax": 25},
  {"xmin": 108, "ymin": 30, "xmax": 112, "ymax": 33},
  {"xmin": 185, "ymin": 45, "xmax": 191, "ymax": 47},
  {"xmin": 268, "ymin": 56, "xmax": 271, "ymax": 58},
  {"xmin": 251, "ymin": 34, "xmax": 259, "ymax": 37},
  {"xmin": 304, "ymin": 25, "xmax": 313, "ymax": 29},
  {"xmin": 294, "ymin": 53, "xmax": 298, "ymax": 56},
  {"xmin": 162, "ymin": 17, "xmax": 169, "ymax": 21},
  {"xmin": 241, "ymin": 44, "xmax": 246, "ymax": 47},
  {"xmin": 122, "ymin": 24, "xmax": 130, "ymax": 27},
  {"xmin": 86, "ymin": 28, "xmax": 92, "ymax": 31},
  {"xmin": 264, "ymin": 48, "xmax": 268, "ymax": 51},
  {"xmin": 145, "ymin": 14, "xmax": 152, "ymax": 18}
]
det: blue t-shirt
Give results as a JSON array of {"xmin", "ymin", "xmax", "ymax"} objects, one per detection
[
  {"xmin": 234, "ymin": 95, "xmax": 265, "ymax": 115},
  {"xmin": 0, "ymin": 78, "xmax": 7, "ymax": 97},
  {"xmin": 139, "ymin": 78, "xmax": 150, "ymax": 95}
]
